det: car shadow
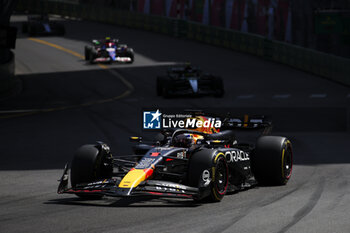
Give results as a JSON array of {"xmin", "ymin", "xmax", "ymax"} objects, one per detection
[{"xmin": 45, "ymin": 196, "xmax": 201, "ymax": 208}]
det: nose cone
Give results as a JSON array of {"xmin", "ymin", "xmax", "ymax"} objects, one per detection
[{"xmin": 119, "ymin": 168, "xmax": 153, "ymax": 189}]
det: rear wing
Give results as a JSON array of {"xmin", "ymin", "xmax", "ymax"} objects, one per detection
[
  {"xmin": 28, "ymin": 15, "xmax": 48, "ymax": 21},
  {"xmin": 222, "ymin": 115, "xmax": 271, "ymax": 129},
  {"xmin": 185, "ymin": 110, "xmax": 273, "ymax": 134},
  {"xmin": 167, "ymin": 65, "xmax": 201, "ymax": 74},
  {"xmin": 221, "ymin": 115, "xmax": 272, "ymax": 135}
]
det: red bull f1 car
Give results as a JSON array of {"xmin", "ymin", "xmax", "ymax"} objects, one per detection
[
  {"xmin": 84, "ymin": 37, "xmax": 134, "ymax": 64},
  {"xmin": 58, "ymin": 114, "xmax": 292, "ymax": 202},
  {"xmin": 157, "ymin": 64, "xmax": 224, "ymax": 98}
]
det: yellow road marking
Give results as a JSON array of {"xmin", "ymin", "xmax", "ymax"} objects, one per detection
[
  {"xmin": 28, "ymin": 38, "xmax": 84, "ymax": 59},
  {"xmin": 0, "ymin": 89, "xmax": 132, "ymax": 119},
  {"xmin": 1, "ymin": 38, "xmax": 134, "ymax": 119},
  {"xmin": 98, "ymin": 64, "xmax": 108, "ymax": 69}
]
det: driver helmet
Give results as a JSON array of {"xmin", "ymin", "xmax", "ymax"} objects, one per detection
[
  {"xmin": 105, "ymin": 37, "xmax": 114, "ymax": 47},
  {"xmin": 184, "ymin": 62, "xmax": 193, "ymax": 72},
  {"xmin": 173, "ymin": 134, "xmax": 194, "ymax": 148}
]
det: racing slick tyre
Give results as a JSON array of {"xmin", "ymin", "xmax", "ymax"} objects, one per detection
[
  {"xmin": 251, "ymin": 136, "xmax": 293, "ymax": 185},
  {"xmin": 188, "ymin": 149, "xmax": 229, "ymax": 202},
  {"xmin": 70, "ymin": 144, "xmax": 113, "ymax": 199},
  {"xmin": 28, "ymin": 25, "xmax": 37, "ymax": 36},
  {"xmin": 213, "ymin": 77, "xmax": 224, "ymax": 97},
  {"xmin": 161, "ymin": 81, "xmax": 172, "ymax": 98},
  {"xmin": 56, "ymin": 24, "xmax": 65, "ymax": 36},
  {"xmin": 156, "ymin": 77, "xmax": 164, "ymax": 96},
  {"xmin": 89, "ymin": 49, "xmax": 97, "ymax": 64},
  {"xmin": 162, "ymin": 86, "xmax": 170, "ymax": 98},
  {"xmin": 128, "ymin": 54, "xmax": 134, "ymax": 63},
  {"xmin": 126, "ymin": 49, "xmax": 134, "ymax": 63},
  {"xmin": 84, "ymin": 46, "xmax": 91, "ymax": 61},
  {"xmin": 22, "ymin": 22, "xmax": 28, "ymax": 33}
]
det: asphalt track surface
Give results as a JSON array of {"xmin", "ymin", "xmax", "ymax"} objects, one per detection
[{"xmin": 1, "ymin": 15, "xmax": 350, "ymax": 233}]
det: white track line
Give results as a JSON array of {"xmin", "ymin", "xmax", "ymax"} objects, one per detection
[
  {"xmin": 310, "ymin": 94, "xmax": 327, "ymax": 98},
  {"xmin": 237, "ymin": 95, "xmax": 255, "ymax": 99},
  {"xmin": 106, "ymin": 68, "xmax": 134, "ymax": 91},
  {"xmin": 273, "ymin": 94, "xmax": 291, "ymax": 99}
]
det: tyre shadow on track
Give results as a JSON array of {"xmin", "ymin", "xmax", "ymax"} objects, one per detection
[
  {"xmin": 45, "ymin": 186, "xmax": 294, "ymax": 208},
  {"xmin": 44, "ymin": 196, "xmax": 200, "ymax": 208}
]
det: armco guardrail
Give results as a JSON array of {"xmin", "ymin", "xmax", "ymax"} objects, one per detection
[{"xmin": 16, "ymin": 0, "xmax": 350, "ymax": 86}]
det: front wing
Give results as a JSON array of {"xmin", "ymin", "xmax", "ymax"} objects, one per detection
[
  {"xmin": 92, "ymin": 56, "xmax": 132, "ymax": 63},
  {"xmin": 57, "ymin": 165, "xmax": 199, "ymax": 199}
]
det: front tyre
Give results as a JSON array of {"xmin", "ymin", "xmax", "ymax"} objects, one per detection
[
  {"xmin": 210, "ymin": 153, "xmax": 229, "ymax": 201},
  {"xmin": 126, "ymin": 49, "xmax": 134, "ymax": 63},
  {"xmin": 251, "ymin": 136, "xmax": 293, "ymax": 185},
  {"xmin": 89, "ymin": 49, "xmax": 97, "ymax": 64},
  {"xmin": 70, "ymin": 144, "xmax": 113, "ymax": 199},
  {"xmin": 188, "ymin": 149, "xmax": 229, "ymax": 202}
]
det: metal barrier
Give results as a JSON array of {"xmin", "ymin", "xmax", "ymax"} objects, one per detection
[{"xmin": 16, "ymin": 0, "xmax": 350, "ymax": 86}]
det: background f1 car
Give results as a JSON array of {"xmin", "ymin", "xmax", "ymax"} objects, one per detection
[
  {"xmin": 22, "ymin": 15, "xmax": 65, "ymax": 36},
  {"xmin": 58, "ymin": 113, "xmax": 293, "ymax": 202},
  {"xmin": 84, "ymin": 37, "xmax": 134, "ymax": 64},
  {"xmin": 157, "ymin": 64, "xmax": 224, "ymax": 98}
]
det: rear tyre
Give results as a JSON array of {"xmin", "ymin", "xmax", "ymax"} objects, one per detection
[
  {"xmin": 188, "ymin": 149, "xmax": 229, "ymax": 202},
  {"xmin": 57, "ymin": 24, "xmax": 65, "ymax": 36},
  {"xmin": 70, "ymin": 144, "xmax": 113, "ymax": 199},
  {"xmin": 28, "ymin": 25, "xmax": 37, "ymax": 36},
  {"xmin": 84, "ymin": 46, "xmax": 91, "ymax": 61},
  {"xmin": 156, "ymin": 77, "xmax": 163, "ymax": 96},
  {"xmin": 161, "ymin": 81, "xmax": 172, "ymax": 98},
  {"xmin": 213, "ymin": 77, "xmax": 224, "ymax": 97},
  {"xmin": 251, "ymin": 136, "xmax": 293, "ymax": 185},
  {"xmin": 22, "ymin": 22, "xmax": 28, "ymax": 33},
  {"xmin": 162, "ymin": 86, "xmax": 170, "ymax": 98}
]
